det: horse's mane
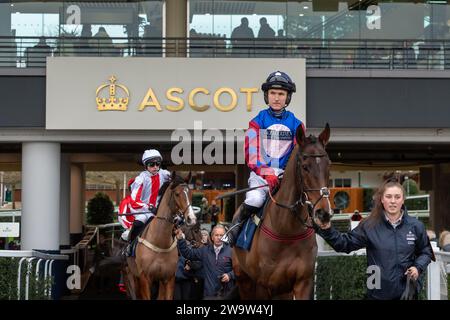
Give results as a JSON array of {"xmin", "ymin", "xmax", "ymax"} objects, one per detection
[
  {"xmin": 157, "ymin": 175, "xmax": 185, "ymax": 198},
  {"xmin": 155, "ymin": 174, "xmax": 186, "ymax": 211}
]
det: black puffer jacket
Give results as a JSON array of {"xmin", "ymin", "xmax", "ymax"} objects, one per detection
[{"xmin": 317, "ymin": 208, "xmax": 433, "ymax": 300}]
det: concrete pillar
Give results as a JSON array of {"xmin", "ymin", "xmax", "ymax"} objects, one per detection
[
  {"xmin": 165, "ymin": 0, "xmax": 187, "ymax": 57},
  {"xmin": 70, "ymin": 164, "xmax": 85, "ymax": 243},
  {"xmin": 59, "ymin": 154, "xmax": 71, "ymax": 248},
  {"xmin": 21, "ymin": 142, "xmax": 61, "ymax": 251},
  {"xmin": 430, "ymin": 163, "xmax": 450, "ymax": 234}
]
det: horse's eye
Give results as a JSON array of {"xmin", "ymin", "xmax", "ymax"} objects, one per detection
[
  {"xmin": 175, "ymin": 192, "xmax": 180, "ymax": 196},
  {"xmin": 302, "ymin": 164, "xmax": 309, "ymax": 172}
]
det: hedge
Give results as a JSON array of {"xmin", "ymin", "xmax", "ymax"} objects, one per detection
[
  {"xmin": 315, "ymin": 255, "xmax": 429, "ymax": 300},
  {"xmin": 87, "ymin": 192, "xmax": 115, "ymax": 225},
  {"xmin": 0, "ymin": 257, "xmax": 53, "ymax": 300}
]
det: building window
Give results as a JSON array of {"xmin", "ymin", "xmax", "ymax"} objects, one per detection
[{"xmin": 335, "ymin": 178, "xmax": 351, "ymax": 188}]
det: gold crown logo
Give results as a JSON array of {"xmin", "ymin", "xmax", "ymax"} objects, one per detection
[{"xmin": 96, "ymin": 76, "xmax": 129, "ymax": 111}]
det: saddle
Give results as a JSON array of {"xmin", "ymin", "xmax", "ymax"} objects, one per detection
[
  {"xmin": 125, "ymin": 219, "xmax": 153, "ymax": 257},
  {"xmin": 235, "ymin": 198, "xmax": 271, "ymax": 251},
  {"xmin": 234, "ymin": 181, "xmax": 282, "ymax": 251}
]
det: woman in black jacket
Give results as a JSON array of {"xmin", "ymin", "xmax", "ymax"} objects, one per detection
[{"xmin": 315, "ymin": 180, "xmax": 434, "ymax": 300}]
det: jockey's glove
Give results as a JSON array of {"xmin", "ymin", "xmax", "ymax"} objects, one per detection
[{"xmin": 264, "ymin": 174, "xmax": 279, "ymax": 191}]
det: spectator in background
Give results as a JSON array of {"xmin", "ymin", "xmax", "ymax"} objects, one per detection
[
  {"xmin": 200, "ymin": 197, "xmax": 209, "ymax": 223},
  {"xmin": 276, "ymin": 29, "xmax": 285, "ymax": 39},
  {"xmin": 439, "ymin": 230, "xmax": 450, "ymax": 252},
  {"xmin": 231, "ymin": 17, "xmax": 254, "ymax": 56},
  {"xmin": 91, "ymin": 27, "xmax": 116, "ymax": 56},
  {"xmin": 175, "ymin": 224, "xmax": 235, "ymax": 299},
  {"xmin": 75, "ymin": 24, "xmax": 94, "ymax": 56},
  {"xmin": 200, "ymin": 229, "xmax": 211, "ymax": 245},
  {"xmin": 257, "ymin": 17, "xmax": 275, "ymax": 39},
  {"xmin": 25, "ymin": 36, "xmax": 52, "ymax": 67},
  {"xmin": 174, "ymin": 246, "xmax": 204, "ymax": 300},
  {"xmin": 350, "ymin": 209, "xmax": 363, "ymax": 230},
  {"xmin": 426, "ymin": 229, "xmax": 437, "ymax": 242},
  {"xmin": 208, "ymin": 200, "xmax": 221, "ymax": 229},
  {"xmin": 351, "ymin": 210, "xmax": 363, "ymax": 221}
]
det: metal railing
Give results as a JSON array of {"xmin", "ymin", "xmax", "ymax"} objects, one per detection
[
  {"xmin": 0, "ymin": 250, "xmax": 68, "ymax": 300},
  {"xmin": 1, "ymin": 36, "xmax": 450, "ymax": 70}
]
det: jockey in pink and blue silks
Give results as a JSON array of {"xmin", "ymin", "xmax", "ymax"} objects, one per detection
[{"xmin": 226, "ymin": 71, "xmax": 305, "ymax": 246}]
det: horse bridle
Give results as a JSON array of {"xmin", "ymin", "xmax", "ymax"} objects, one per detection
[
  {"xmin": 268, "ymin": 150, "xmax": 330, "ymax": 228},
  {"xmin": 155, "ymin": 183, "xmax": 192, "ymax": 225}
]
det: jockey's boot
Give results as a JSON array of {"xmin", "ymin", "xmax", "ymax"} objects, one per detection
[
  {"xmin": 126, "ymin": 220, "xmax": 145, "ymax": 256},
  {"xmin": 224, "ymin": 203, "xmax": 259, "ymax": 247}
]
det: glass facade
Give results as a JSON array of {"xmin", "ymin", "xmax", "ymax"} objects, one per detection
[
  {"xmin": 0, "ymin": 1, "xmax": 164, "ymax": 66},
  {"xmin": 1, "ymin": 1, "xmax": 450, "ymax": 69},
  {"xmin": 188, "ymin": 1, "xmax": 450, "ymax": 41},
  {"xmin": 1, "ymin": 1, "xmax": 163, "ymax": 38}
]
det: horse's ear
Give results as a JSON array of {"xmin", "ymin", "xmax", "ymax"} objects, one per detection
[
  {"xmin": 171, "ymin": 171, "xmax": 177, "ymax": 181},
  {"xmin": 319, "ymin": 123, "xmax": 330, "ymax": 146},
  {"xmin": 295, "ymin": 125, "xmax": 306, "ymax": 147},
  {"xmin": 185, "ymin": 171, "xmax": 192, "ymax": 184}
]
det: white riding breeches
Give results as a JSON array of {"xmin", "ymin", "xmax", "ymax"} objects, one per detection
[
  {"xmin": 134, "ymin": 212, "xmax": 155, "ymax": 223},
  {"xmin": 244, "ymin": 172, "xmax": 269, "ymax": 208},
  {"xmin": 121, "ymin": 229, "xmax": 130, "ymax": 241}
]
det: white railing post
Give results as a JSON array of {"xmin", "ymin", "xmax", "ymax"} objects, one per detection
[
  {"xmin": 44, "ymin": 259, "xmax": 50, "ymax": 296},
  {"xmin": 17, "ymin": 257, "xmax": 27, "ymax": 300},
  {"xmin": 35, "ymin": 259, "xmax": 43, "ymax": 296},
  {"xmin": 48, "ymin": 260, "xmax": 55, "ymax": 298},
  {"xmin": 427, "ymin": 260, "xmax": 441, "ymax": 300},
  {"xmin": 427, "ymin": 244, "xmax": 441, "ymax": 300},
  {"xmin": 25, "ymin": 257, "xmax": 36, "ymax": 300}
]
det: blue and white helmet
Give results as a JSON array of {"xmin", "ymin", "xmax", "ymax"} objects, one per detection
[{"xmin": 142, "ymin": 149, "xmax": 163, "ymax": 165}]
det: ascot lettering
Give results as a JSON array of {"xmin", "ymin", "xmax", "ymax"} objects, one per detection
[{"xmin": 138, "ymin": 87, "xmax": 258, "ymax": 112}]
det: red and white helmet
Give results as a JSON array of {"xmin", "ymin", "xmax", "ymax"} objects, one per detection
[{"xmin": 142, "ymin": 149, "xmax": 163, "ymax": 165}]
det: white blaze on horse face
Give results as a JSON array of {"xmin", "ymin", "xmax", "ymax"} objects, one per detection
[
  {"xmin": 315, "ymin": 157, "xmax": 321, "ymax": 164},
  {"xmin": 183, "ymin": 188, "xmax": 196, "ymax": 225}
]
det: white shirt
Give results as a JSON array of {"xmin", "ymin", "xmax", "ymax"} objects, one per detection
[
  {"xmin": 384, "ymin": 211, "xmax": 404, "ymax": 229},
  {"xmin": 214, "ymin": 244, "xmax": 223, "ymax": 260}
]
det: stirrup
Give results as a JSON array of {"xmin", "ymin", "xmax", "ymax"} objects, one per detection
[
  {"xmin": 221, "ymin": 223, "xmax": 242, "ymax": 244},
  {"xmin": 125, "ymin": 243, "xmax": 133, "ymax": 257}
]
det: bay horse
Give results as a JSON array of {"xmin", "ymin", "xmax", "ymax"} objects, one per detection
[
  {"xmin": 125, "ymin": 172, "xmax": 197, "ymax": 300},
  {"xmin": 181, "ymin": 221, "xmax": 204, "ymax": 248},
  {"xmin": 233, "ymin": 124, "xmax": 332, "ymax": 299}
]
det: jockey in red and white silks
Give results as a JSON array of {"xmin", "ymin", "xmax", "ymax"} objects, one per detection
[{"xmin": 129, "ymin": 149, "xmax": 170, "ymax": 224}]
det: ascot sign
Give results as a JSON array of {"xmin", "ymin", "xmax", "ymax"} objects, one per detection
[
  {"xmin": 47, "ymin": 58, "xmax": 305, "ymax": 130},
  {"xmin": 96, "ymin": 75, "xmax": 258, "ymax": 112}
]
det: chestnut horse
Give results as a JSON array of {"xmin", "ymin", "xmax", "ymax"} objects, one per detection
[
  {"xmin": 125, "ymin": 172, "xmax": 197, "ymax": 300},
  {"xmin": 233, "ymin": 124, "xmax": 332, "ymax": 299}
]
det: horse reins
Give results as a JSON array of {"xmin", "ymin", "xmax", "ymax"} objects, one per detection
[
  {"xmin": 268, "ymin": 151, "xmax": 331, "ymax": 228},
  {"xmin": 157, "ymin": 183, "xmax": 192, "ymax": 225},
  {"xmin": 138, "ymin": 182, "xmax": 192, "ymax": 252}
]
